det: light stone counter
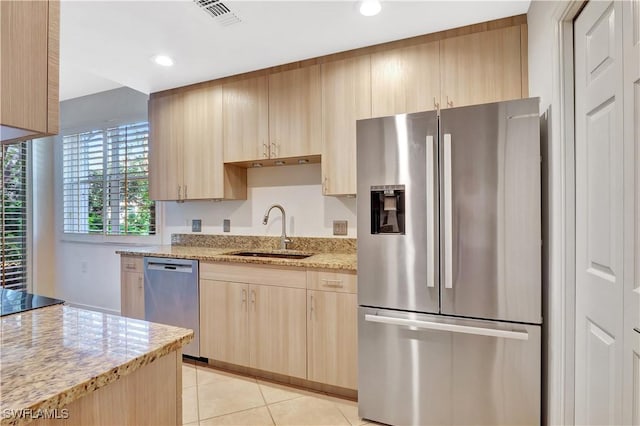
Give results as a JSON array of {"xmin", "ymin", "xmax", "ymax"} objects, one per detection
[
  {"xmin": 0, "ymin": 305, "xmax": 193, "ymax": 425},
  {"xmin": 116, "ymin": 241, "xmax": 357, "ymax": 271}
]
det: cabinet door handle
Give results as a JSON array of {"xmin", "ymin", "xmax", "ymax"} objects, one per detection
[
  {"xmin": 263, "ymin": 143, "xmax": 268, "ymax": 158},
  {"xmin": 321, "ymin": 278, "xmax": 343, "ymax": 288},
  {"xmin": 242, "ymin": 288, "xmax": 247, "ymax": 303},
  {"xmin": 322, "ymin": 177, "xmax": 328, "ymax": 194},
  {"xmin": 184, "ymin": 185, "xmax": 188, "ymax": 200},
  {"xmin": 309, "ymin": 294, "xmax": 314, "ymax": 320},
  {"xmin": 138, "ymin": 276, "xmax": 143, "ymax": 289},
  {"xmin": 271, "ymin": 142, "xmax": 277, "ymax": 158},
  {"xmin": 125, "ymin": 263, "xmax": 136, "ymax": 270},
  {"xmin": 446, "ymin": 96, "xmax": 453, "ymax": 108},
  {"xmin": 177, "ymin": 185, "xmax": 182, "ymax": 200},
  {"xmin": 433, "ymin": 97, "xmax": 440, "ymax": 110},
  {"xmin": 251, "ymin": 289, "xmax": 256, "ymax": 309}
]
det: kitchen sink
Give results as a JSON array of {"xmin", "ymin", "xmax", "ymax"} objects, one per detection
[{"xmin": 230, "ymin": 251, "xmax": 312, "ymax": 260}]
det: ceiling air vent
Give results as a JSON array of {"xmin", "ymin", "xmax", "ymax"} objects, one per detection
[{"xmin": 193, "ymin": 0, "xmax": 241, "ymax": 26}]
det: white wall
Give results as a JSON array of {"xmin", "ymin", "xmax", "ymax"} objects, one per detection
[
  {"xmin": 527, "ymin": 1, "xmax": 577, "ymax": 425},
  {"xmin": 31, "ymin": 138, "xmax": 56, "ymax": 297},
  {"xmin": 162, "ymin": 163, "xmax": 356, "ymax": 244}
]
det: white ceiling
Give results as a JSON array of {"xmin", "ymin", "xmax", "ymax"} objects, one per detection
[{"xmin": 60, "ymin": 0, "xmax": 531, "ymax": 101}]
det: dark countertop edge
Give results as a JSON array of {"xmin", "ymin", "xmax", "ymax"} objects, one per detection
[
  {"xmin": 2, "ymin": 331, "xmax": 193, "ymax": 426},
  {"xmin": 115, "ymin": 249, "xmax": 358, "ymax": 272}
]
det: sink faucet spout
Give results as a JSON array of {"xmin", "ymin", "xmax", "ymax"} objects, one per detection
[{"xmin": 262, "ymin": 204, "xmax": 291, "ymax": 250}]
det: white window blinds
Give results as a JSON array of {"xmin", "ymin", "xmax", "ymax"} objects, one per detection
[
  {"xmin": 63, "ymin": 122, "xmax": 155, "ymax": 235},
  {"xmin": 1, "ymin": 142, "xmax": 28, "ymax": 290}
]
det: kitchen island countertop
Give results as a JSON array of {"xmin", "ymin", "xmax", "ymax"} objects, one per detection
[{"xmin": 0, "ymin": 305, "xmax": 193, "ymax": 426}]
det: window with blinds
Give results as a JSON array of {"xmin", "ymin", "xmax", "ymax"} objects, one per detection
[
  {"xmin": 1, "ymin": 142, "xmax": 28, "ymax": 290},
  {"xmin": 63, "ymin": 122, "xmax": 155, "ymax": 235}
]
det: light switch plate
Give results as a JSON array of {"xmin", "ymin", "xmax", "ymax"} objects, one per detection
[
  {"xmin": 333, "ymin": 220, "xmax": 348, "ymax": 236},
  {"xmin": 223, "ymin": 219, "xmax": 231, "ymax": 232},
  {"xmin": 192, "ymin": 219, "xmax": 202, "ymax": 232}
]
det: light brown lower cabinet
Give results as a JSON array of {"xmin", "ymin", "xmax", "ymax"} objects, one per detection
[
  {"xmin": 307, "ymin": 290, "xmax": 357, "ymax": 389},
  {"xmin": 34, "ymin": 351, "xmax": 181, "ymax": 426},
  {"xmin": 200, "ymin": 280, "xmax": 249, "ymax": 367},
  {"xmin": 249, "ymin": 284, "xmax": 307, "ymax": 378},
  {"xmin": 199, "ymin": 263, "xmax": 357, "ymax": 389},
  {"xmin": 199, "ymin": 279, "xmax": 307, "ymax": 379},
  {"xmin": 120, "ymin": 256, "xmax": 144, "ymax": 319}
]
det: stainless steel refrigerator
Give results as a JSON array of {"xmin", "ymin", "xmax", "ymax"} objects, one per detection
[{"xmin": 356, "ymin": 98, "xmax": 542, "ymax": 426}]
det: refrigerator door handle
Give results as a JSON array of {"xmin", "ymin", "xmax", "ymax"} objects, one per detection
[
  {"xmin": 426, "ymin": 135, "xmax": 435, "ymax": 288},
  {"xmin": 364, "ymin": 314, "xmax": 529, "ymax": 341},
  {"xmin": 443, "ymin": 133, "xmax": 453, "ymax": 289}
]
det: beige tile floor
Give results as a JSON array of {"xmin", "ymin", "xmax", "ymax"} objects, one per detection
[{"xmin": 182, "ymin": 363, "xmax": 379, "ymax": 426}]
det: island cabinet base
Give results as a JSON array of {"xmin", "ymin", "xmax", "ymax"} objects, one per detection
[{"xmin": 34, "ymin": 351, "xmax": 181, "ymax": 426}]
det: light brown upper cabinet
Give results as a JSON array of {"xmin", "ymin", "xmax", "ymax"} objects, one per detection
[
  {"xmin": 149, "ymin": 85, "xmax": 246, "ymax": 201},
  {"xmin": 0, "ymin": 0, "xmax": 59, "ymax": 142},
  {"xmin": 321, "ymin": 55, "xmax": 371, "ymax": 196},
  {"xmin": 222, "ymin": 76, "xmax": 269, "ymax": 163},
  {"xmin": 149, "ymin": 92, "xmax": 183, "ymax": 201},
  {"xmin": 371, "ymin": 41, "xmax": 441, "ymax": 118},
  {"xmin": 268, "ymin": 65, "xmax": 322, "ymax": 159},
  {"xmin": 440, "ymin": 26, "xmax": 523, "ymax": 108}
]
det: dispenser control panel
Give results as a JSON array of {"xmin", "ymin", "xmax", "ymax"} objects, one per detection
[{"xmin": 370, "ymin": 185, "xmax": 405, "ymax": 235}]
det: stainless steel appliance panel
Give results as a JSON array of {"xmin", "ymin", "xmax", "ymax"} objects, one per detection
[
  {"xmin": 358, "ymin": 306, "xmax": 541, "ymax": 426},
  {"xmin": 144, "ymin": 257, "xmax": 199, "ymax": 357},
  {"xmin": 439, "ymin": 98, "xmax": 542, "ymax": 324},
  {"xmin": 357, "ymin": 111, "xmax": 439, "ymax": 314}
]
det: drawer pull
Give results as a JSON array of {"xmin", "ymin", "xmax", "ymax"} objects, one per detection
[
  {"xmin": 125, "ymin": 264, "xmax": 137, "ymax": 270},
  {"xmin": 321, "ymin": 278, "xmax": 343, "ymax": 288}
]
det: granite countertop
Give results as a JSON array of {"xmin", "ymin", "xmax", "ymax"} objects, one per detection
[
  {"xmin": 0, "ymin": 305, "xmax": 193, "ymax": 426},
  {"xmin": 116, "ymin": 245, "xmax": 357, "ymax": 271}
]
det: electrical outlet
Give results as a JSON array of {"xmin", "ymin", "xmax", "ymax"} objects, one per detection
[
  {"xmin": 333, "ymin": 220, "xmax": 348, "ymax": 236},
  {"xmin": 192, "ymin": 219, "xmax": 202, "ymax": 232},
  {"xmin": 223, "ymin": 219, "xmax": 231, "ymax": 232}
]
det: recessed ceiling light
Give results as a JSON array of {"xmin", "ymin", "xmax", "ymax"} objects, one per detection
[
  {"xmin": 275, "ymin": 160, "xmax": 286, "ymax": 166},
  {"xmin": 360, "ymin": 0, "xmax": 381, "ymax": 17},
  {"xmin": 252, "ymin": 162, "xmax": 263, "ymax": 168},
  {"xmin": 152, "ymin": 55, "xmax": 174, "ymax": 67},
  {"xmin": 298, "ymin": 159, "xmax": 309, "ymax": 164}
]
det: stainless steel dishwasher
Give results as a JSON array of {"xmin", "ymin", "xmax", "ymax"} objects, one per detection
[{"xmin": 144, "ymin": 257, "xmax": 199, "ymax": 357}]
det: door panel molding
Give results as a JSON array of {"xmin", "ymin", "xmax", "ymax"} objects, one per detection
[{"xmin": 574, "ymin": 1, "xmax": 625, "ymax": 425}]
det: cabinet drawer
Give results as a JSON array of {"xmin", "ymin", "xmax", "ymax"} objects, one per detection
[
  {"xmin": 307, "ymin": 270, "xmax": 357, "ymax": 294},
  {"xmin": 200, "ymin": 262, "xmax": 306, "ymax": 289},
  {"xmin": 121, "ymin": 256, "xmax": 143, "ymax": 273}
]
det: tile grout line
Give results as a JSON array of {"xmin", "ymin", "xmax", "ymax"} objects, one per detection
[
  {"xmin": 198, "ymin": 403, "xmax": 271, "ymax": 424},
  {"xmin": 256, "ymin": 380, "xmax": 278, "ymax": 426}
]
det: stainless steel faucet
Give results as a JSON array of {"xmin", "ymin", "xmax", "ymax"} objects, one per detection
[{"xmin": 262, "ymin": 204, "xmax": 291, "ymax": 250}]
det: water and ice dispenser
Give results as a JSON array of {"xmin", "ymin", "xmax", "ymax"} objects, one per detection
[{"xmin": 370, "ymin": 185, "xmax": 405, "ymax": 234}]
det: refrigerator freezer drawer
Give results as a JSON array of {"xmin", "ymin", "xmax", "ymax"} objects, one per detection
[{"xmin": 358, "ymin": 307, "xmax": 541, "ymax": 426}]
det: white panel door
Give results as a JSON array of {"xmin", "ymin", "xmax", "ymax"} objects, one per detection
[
  {"xmin": 574, "ymin": 2, "xmax": 625, "ymax": 425},
  {"xmin": 623, "ymin": 0, "xmax": 640, "ymax": 424}
]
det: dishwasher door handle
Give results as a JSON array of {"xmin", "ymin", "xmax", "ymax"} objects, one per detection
[{"xmin": 146, "ymin": 263, "xmax": 193, "ymax": 273}]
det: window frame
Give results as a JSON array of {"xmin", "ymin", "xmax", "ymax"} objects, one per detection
[
  {"xmin": 58, "ymin": 119, "xmax": 162, "ymax": 246},
  {"xmin": 1, "ymin": 141, "xmax": 29, "ymax": 291}
]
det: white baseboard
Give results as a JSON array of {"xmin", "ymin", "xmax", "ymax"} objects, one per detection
[{"xmin": 64, "ymin": 301, "xmax": 120, "ymax": 316}]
